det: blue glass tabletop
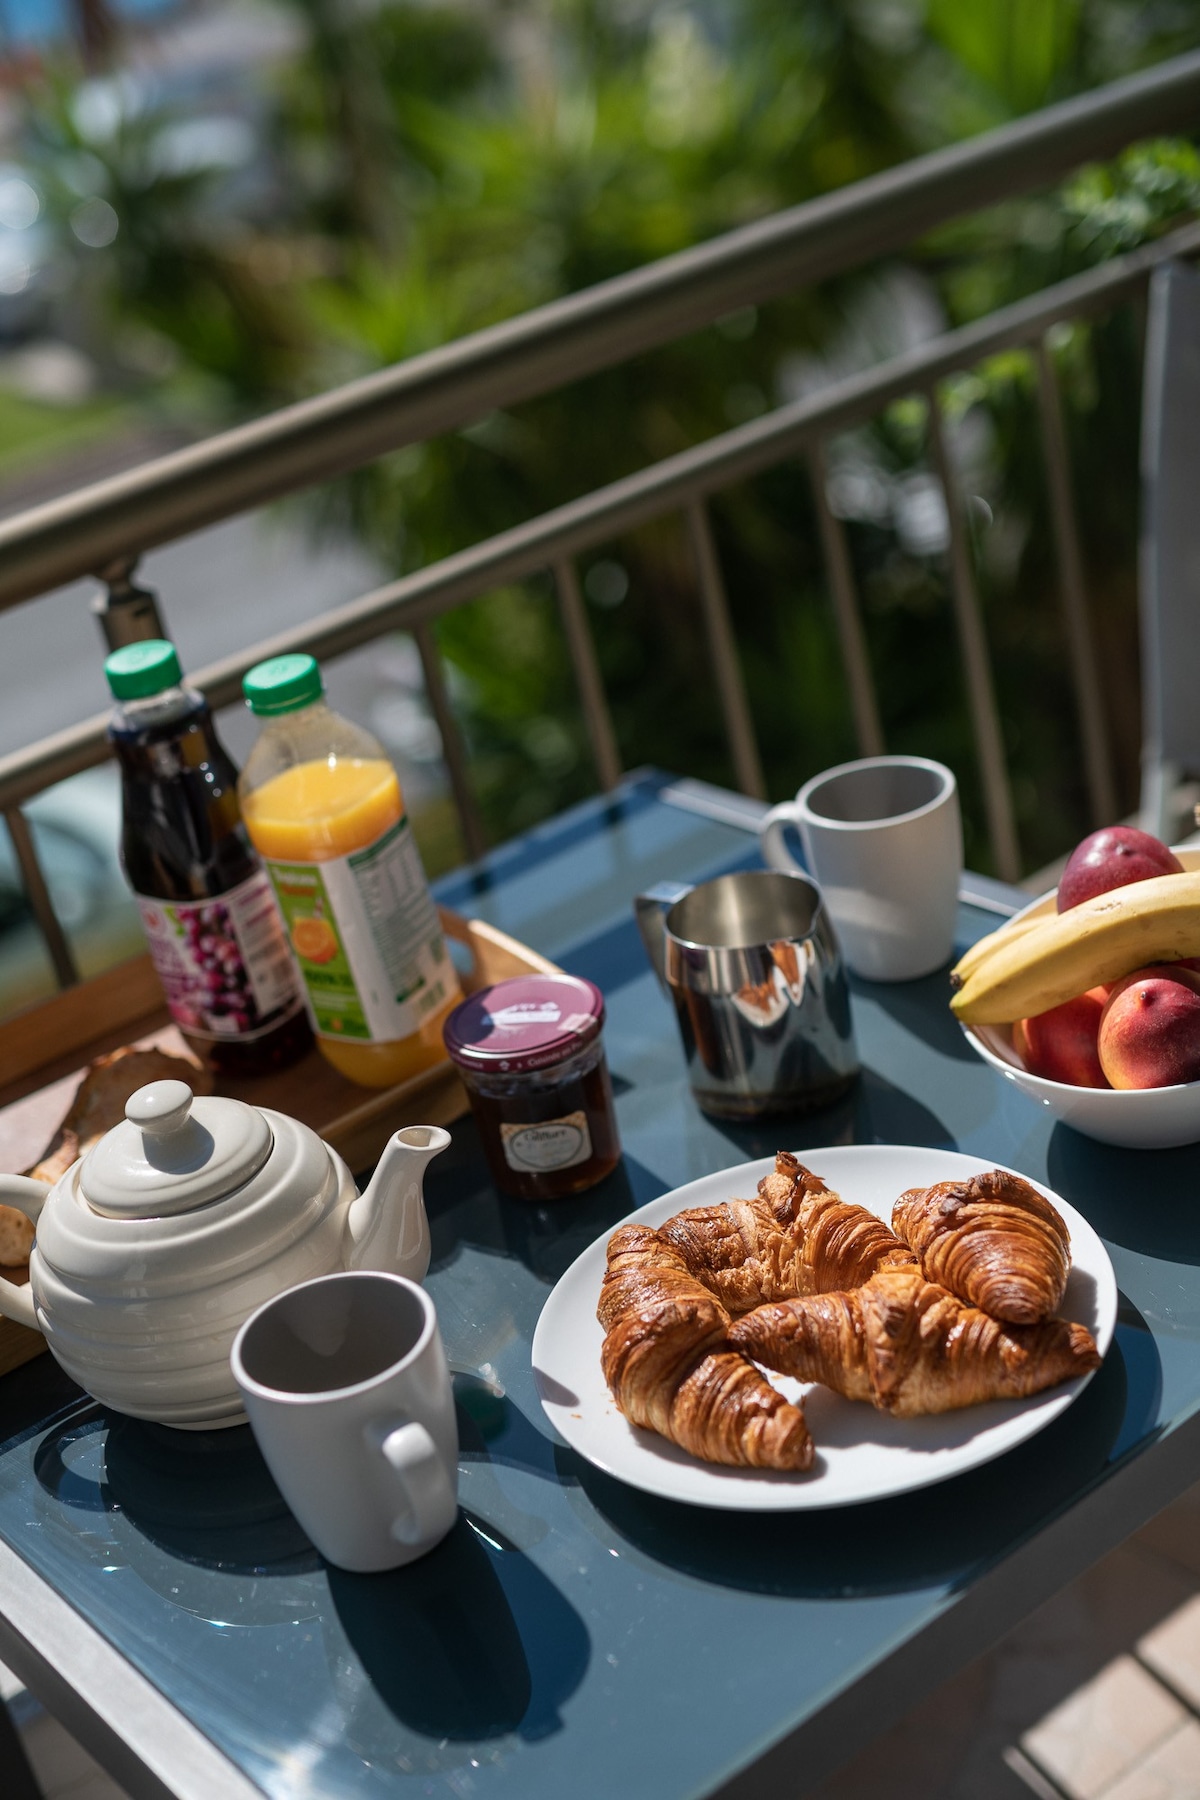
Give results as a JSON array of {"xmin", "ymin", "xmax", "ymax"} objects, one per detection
[{"xmin": 0, "ymin": 772, "xmax": 1193, "ymax": 1799}]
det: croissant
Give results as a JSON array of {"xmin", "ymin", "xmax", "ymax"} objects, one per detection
[
  {"xmin": 658, "ymin": 1151, "xmax": 915, "ymax": 1314},
  {"xmin": 598, "ymin": 1223, "xmax": 814, "ymax": 1470},
  {"xmin": 729, "ymin": 1267, "xmax": 1100, "ymax": 1417},
  {"xmin": 892, "ymin": 1169, "xmax": 1070, "ymax": 1325}
]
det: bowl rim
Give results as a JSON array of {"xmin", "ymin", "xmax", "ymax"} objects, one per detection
[{"xmin": 959, "ymin": 843, "xmax": 1200, "ymax": 1099}]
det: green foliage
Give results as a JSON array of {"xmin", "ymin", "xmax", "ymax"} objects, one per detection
[
  {"xmin": 14, "ymin": 0, "xmax": 1200, "ymax": 875},
  {"xmin": 0, "ymin": 386, "xmax": 130, "ymax": 473}
]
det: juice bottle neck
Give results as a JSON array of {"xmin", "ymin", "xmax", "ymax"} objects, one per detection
[{"xmin": 241, "ymin": 695, "xmax": 391, "ymax": 800}]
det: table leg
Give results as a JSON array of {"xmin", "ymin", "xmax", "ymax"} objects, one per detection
[{"xmin": 0, "ymin": 1693, "xmax": 44, "ymax": 1800}]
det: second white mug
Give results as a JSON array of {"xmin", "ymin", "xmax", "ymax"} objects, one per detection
[
  {"xmin": 231, "ymin": 1270, "xmax": 459, "ymax": 1573},
  {"xmin": 760, "ymin": 755, "xmax": 962, "ymax": 982}
]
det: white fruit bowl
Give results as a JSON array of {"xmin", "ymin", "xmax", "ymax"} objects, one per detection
[{"xmin": 960, "ymin": 846, "xmax": 1200, "ymax": 1150}]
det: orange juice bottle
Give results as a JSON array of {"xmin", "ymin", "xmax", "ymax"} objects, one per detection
[{"xmin": 237, "ymin": 654, "xmax": 460, "ymax": 1088}]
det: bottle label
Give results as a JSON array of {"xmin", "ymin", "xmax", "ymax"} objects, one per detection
[
  {"xmin": 136, "ymin": 871, "xmax": 304, "ymax": 1043},
  {"xmin": 263, "ymin": 815, "xmax": 454, "ymax": 1043},
  {"xmin": 500, "ymin": 1112, "xmax": 593, "ymax": 1173}
]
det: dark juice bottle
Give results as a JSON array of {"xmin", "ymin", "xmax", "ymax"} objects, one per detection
[{"xmin": 105, "ymin": 640, "xmax": 311, "ymax": 1077}]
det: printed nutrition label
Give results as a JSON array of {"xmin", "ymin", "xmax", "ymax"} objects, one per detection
[
  {"xmin": 265, "ymin": 815, "xmax": 453, "ymax": 1042},
  {"xmin": 348, "ymin": 818, "xmax": 441, "ymax": 1004}
]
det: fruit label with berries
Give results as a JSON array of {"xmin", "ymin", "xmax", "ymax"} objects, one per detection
[
  {"xmin": 136, "ymin": 871, "xmax": 304, "ymax": 1042},
  {"xmin": 263, "ymin": 815, "xmax": 454, "ymax": 1042}
]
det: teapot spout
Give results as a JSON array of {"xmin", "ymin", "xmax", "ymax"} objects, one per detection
[{"xmin": 344, "ymin": 1125, "xmax": 449, "ymax": 1283}]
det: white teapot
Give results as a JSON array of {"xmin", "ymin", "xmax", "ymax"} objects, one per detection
[{"xmin": 0, "ymin": 1080, "xmax": 448, "ymax": 1430}]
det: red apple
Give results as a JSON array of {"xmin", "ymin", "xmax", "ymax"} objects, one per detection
[
  {"xmin": 1098, "ymin": 970, "xmax": 1200, "ymax": 1088},
  {"xmin": 1014, "ymin": 988, "xmax": 1110, "ymax": 1087},
  {"xmin": 1057, "ymin": 826, "xmax": 1181, "ymax": 913}
]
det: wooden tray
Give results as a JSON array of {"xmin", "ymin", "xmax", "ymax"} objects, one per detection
[{"xmin": 0, "ymin": 909, "xmax": 558, "ymax": 1378}]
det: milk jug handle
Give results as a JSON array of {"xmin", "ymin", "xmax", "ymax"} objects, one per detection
[{"xmin": 634, "ymin": 883, "xmax": 692, "ymax": 994}]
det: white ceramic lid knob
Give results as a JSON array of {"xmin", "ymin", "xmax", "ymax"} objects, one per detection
[
  {"xmin": 126, "ymin": 1080, "xmax": 194, "ymax": 1139},
  {"xmin": 81, "ymin": 1079, "xmax": 274, "ymax": 1219}
]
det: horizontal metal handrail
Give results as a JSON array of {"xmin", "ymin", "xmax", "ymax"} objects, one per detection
[
  {"xmin": 0, "ymin": 52, "xmax": 1197, "ymax": 609},
  {"xmin": 3, "ymin": 215, "xmax": 1196, "ymax": 816}
]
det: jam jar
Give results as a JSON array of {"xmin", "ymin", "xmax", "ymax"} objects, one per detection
[{"xmin": 443, "ymin": 973, "xmax": 621, "ymax": 1199}]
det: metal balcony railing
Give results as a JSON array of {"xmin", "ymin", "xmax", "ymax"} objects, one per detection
[{"xmin": 4, "ymin": 50, "xmax": 1200, "ymax": 991}]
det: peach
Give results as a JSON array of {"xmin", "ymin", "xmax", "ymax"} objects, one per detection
[
  {"xmin": 1014, "ymin": 988, "xmax": 1109, "ymax": 1088},
  {"xmin": 1098, "ymin": 970, "xmax": 1200, "ymax": 1088},
  {"xmin": 1106, "ymin": 963, "xmax": 1200, "ymax": 1003},
  {"xmin": 1057, "ymin": 826, "xmax": 1181, "ymax": 912}
]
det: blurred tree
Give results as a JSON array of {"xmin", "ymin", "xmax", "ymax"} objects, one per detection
[{"xmin": 14, "ymin": 0, "xmax": 1200, "ymax": 872}]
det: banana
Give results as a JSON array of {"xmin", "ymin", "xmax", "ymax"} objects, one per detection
[
  {"xmin": 952, "ymin": 912, "xmax": 1044, "ymax": 984},
  {"xmin": 950, "ymin": 870, "xmax": 1200, "ymax": 1024}
]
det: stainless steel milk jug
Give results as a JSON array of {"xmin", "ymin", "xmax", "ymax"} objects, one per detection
[{"xmin": 635, "ymin": 869, "xmax": 858, "ymax": 1119}]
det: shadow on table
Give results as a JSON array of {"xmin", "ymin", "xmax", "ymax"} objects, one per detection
[
  {"xmin": 709, "ymin": 1066, "xmax": 956, "ymax": 1163},
  {"xmin": 1049, "ymin": 1125, "xmax": 1200, "ymax": 1264},
  {"xmin": 568, "ymin": 1329, "xmax": 1153, "ymax": 1600},
  {"xmin": 32, "ymin": 1400, "xmax": 590, "ymax": 1761},
  {"xmin": 425, "ymin": 1123, "xmax": 671, "ymax": 1287},
  {"xmin": 327, "ymin": 1515, "xmax": 589, "ymax": 1750},
  {"xmin": 853, "ymin": 963, "xmax": 980, "ymax": 1064}
]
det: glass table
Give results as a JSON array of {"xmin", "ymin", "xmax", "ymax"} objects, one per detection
[{"xmin": 0, "ymin": 771, "xmax": 1196, "ymax": 1800}]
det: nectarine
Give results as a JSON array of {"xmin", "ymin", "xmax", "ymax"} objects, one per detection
[
  {"xmin": 1098, "ymin": 971, "xmax": 1200, "ymax": 1088},
  {"xmin": 1057, "ymin": 826, "xmax": 1181, "ymax": 913},
  {"xmin": 1014, "ymin": 988, "xmax": 1109, "ymax": 1088}
]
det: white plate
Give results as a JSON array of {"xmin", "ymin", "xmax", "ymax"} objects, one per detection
[{"xmin": 531, "ymin": 1145, "xmax": 1117, "ymax": 1510}]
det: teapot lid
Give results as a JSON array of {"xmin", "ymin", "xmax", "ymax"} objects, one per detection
[{"xmin": 81, "ymin": 1081, "xmax": 273, "ymax": 1218}]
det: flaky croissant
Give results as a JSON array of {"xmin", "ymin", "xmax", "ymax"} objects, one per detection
[
  {"xmin": 658, "ymin": 1151, "xmax": 915, "ymax": 1315},
  {"xmin": 598, "ymin": 1223, "xmax": 814, "ymax": 1470},
  {"xmin": 729, "ymin": 1267, "xmax": 1100, "ymax": 1417},
  {"xmin": 892, "ymin": 1168, "xmax": 1070, "ymax": 1325}
]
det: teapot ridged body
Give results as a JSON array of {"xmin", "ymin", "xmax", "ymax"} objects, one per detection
[
  {"xmin": 31, "ymin": 1113, "xmax": 356, "ymax": 1428},
  {"xmin": 0, "ymin": 1083, "xmax": 447, "ymax": 1428}
]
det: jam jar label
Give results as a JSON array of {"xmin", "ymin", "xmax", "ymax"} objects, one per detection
[{"xmin": 500, "ymin": 1112, "xmax": 593, "ymax": 1173}]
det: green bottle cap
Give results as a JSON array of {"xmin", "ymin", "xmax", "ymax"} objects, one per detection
[
  {"xmin": 243, "ymin": 653, "xmax": 324, "ymax": 717},
  {"xmin": 105, "ymin": 639, "xmax": 183, "ymax": 700}
]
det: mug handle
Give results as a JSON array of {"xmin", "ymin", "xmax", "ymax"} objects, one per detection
[
  {"xmin": 759, "ymin": 802, "xmax": 807, "ymax": 874},
  {"xmin": 371, "ymin": 1419, "xmax": 456, "ymax": 1548}
]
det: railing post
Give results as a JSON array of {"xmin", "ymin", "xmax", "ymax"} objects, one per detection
[
  {"xmin": 412, "ymin": 624, "xmax": 488, "ymax": 865},
  {"xmin": 92, "ymin": 557, "xmax": 167, "ymax": 652},
  {"xmin": 553, "ymin": 559, "xmax": 622, "ymax": 792},
  {"xmin": 926, "ymin": 389, "xmax": 1022, "ymax": 883},
  {"xmin": 4, "ymin": 807, "xmax": 79, "ymax": 989},
  {"xmin": 1034, "ymin": 338, "xmax": 1119, "ymax": 827},
  {"xmin": 684, "ymin": 500, "xmax": 767, "ymax": 800},
  {"xmin": 807, "ymin": 442, "xmax": 885, "ymax": 759}
]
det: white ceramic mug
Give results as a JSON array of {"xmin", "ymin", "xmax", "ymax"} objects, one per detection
[
  {"xmin": 760, "ymin": 755, "xmax": 962, "ymax": 982},
  {"xmin": 231, "ymin": 1270, "xmax": 458, "ymax": 1573}
]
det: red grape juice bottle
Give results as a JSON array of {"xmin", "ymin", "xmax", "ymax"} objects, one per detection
[{"xmin": 105, "ymin": 640, "xmax": 312, "ymax": 1077}]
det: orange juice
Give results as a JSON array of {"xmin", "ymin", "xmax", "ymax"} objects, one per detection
[{"xmin": 238, "ymin": 656, "xmax": 459, "ymax": 1088}]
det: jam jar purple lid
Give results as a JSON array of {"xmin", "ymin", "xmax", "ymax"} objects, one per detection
[
  {"xmin": 443, "ymin": 973, "xmax": 620, "ymax": 1200},
  {"xmin": 443, "ymin": 974, "xmax": 605, "ymax": 1075}
]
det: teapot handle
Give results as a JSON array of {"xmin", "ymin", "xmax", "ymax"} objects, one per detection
[{"xmin": 0, "ymin": 1175, "xmax": 48, "ymax": 1332}]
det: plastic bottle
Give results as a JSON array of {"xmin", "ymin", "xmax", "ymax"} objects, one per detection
[
  {"xmin": 105, "ymin": 639, "xmax": 312, "ymax": 1076},
  {"xmin": 237, "ymin": 653, "xmax": 460, "ymax": 1088}
]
